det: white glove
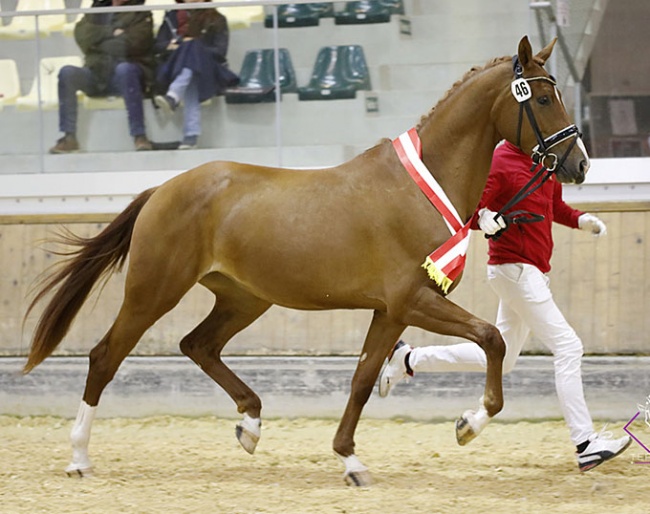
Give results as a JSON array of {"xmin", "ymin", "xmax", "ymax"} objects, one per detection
[
  {"xmin": 478, "ymin": 208, "xmax": 507, "ymax": 235},
  {"xmin": 578, "ymin": 213, "xmax": 607, "ymax": 237}
]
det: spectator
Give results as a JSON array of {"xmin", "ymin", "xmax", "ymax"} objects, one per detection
[
  {"xmin": 378, "ymin": 139, "xmax": 631, "ymax": 472},
  {"xmin": 50, "ymin": 0, "xmax": 155, "ymax": 154},
  {"xmin": 153, "ymin": 0, "xmax": 238, "ymax": 149}
]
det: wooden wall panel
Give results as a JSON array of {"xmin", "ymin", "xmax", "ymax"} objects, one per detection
[{"xmin": 2, "ymin": 212, "xmax": 649, "ymax": 359}]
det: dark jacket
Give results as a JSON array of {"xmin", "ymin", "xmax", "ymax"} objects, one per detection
[
  {"xmin": 154, "ymin": 7, "xmax": 238, "ymax": 101},
  {"xmin": 75, "ymin": 0, "xmax": 155, "ymax": 95}
]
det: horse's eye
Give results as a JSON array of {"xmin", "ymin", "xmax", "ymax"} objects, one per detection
[{"xmin": 537, "ymin": 96, "xmax": 551, "ymax": 106}]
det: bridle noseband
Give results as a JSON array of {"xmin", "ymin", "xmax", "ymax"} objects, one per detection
[{"xmin": 486, "ymin": 56, "xmax": 584, "ymax": 240}]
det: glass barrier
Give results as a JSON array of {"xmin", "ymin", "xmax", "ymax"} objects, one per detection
[
  {"xmin": 530, "ymin": 0, "xmax": 650, "ymax": 159},
  {"xmin": 0, "ymin": 0, "xmax": 647, "ymax": 178}
]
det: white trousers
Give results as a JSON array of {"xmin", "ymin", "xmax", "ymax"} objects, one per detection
[{"xmin": 409, "ymin": 263, "xmax": 594, "ymax": 445}]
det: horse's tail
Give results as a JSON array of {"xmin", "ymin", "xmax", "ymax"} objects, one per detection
[{"xmin": 22, "ymin": 187, "xmax": 157, "ymax": 374}]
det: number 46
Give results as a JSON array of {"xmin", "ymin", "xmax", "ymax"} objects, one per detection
[{"xmin": 511, "ymin": 78, "xmax": 531, "ymax": 103}]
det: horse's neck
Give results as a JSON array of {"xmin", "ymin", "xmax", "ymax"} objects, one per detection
[{"xmin": 417, "ymin": 69, "xmax": 506, "ymax": 221}]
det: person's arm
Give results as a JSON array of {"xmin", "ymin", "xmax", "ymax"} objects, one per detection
[
  {"xmin": 74, "ymin": 14, "xmax": 115, "ymax": 55},
  {"xmin": 153, "ymin": 12, "xmax": 176, "ymax": 56},
  {"xmin": 101, "ymin": 11, "xmax": 154, "ymax": 60},
  {"xmin": 552, "ymin": 180, "xmax": 607, "ymax": 236},
  {"xmin": 202, "ymin": 24, "xmax": 229, "ymax": 63},
  {"xmin": 469, "ymin": 155, "xmax": 507, "ymax": 234}
]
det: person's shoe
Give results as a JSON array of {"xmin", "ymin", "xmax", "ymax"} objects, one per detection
[
  {"xmin": 576, "ymin": 429, "xmax": 632, "ymax": 472},
  {"xmin": 378, "ymin": 340, "xmax": 413, "ymax": 398},
  {"xmin": 178, "ymin": 135, "xmax": 198, "ymax": 150},
  {"xmin": 49, "ymin": 134, "xmax": 79, "ymax": 154},
  {"xmin": 154, "ymin": 94, "xmax": 178, "ymax": 115},
  {"xmin": 134, "ymin": 135, "xmax": 152, "ymax": 151}
]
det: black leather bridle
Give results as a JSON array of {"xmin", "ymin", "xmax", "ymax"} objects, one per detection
[{"xmin": 486, "ymin": 56, "xmax": 584, "ymax": 239}]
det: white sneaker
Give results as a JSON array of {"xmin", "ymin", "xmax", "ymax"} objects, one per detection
[
  {"xmin": 378, "ymin": 340, "xmax": 413, "ymax": 398},
  {"xmin": 576, "ymin": 428, "xmax": 632, "ymax": 472}
]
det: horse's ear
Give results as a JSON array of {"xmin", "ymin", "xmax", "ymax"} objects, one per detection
[
  {"xmin": 517, "ymin": 36, "xmax": 534, "ymax": 69},
  {"xmin": 535, "ymin": 38, "xmax": 557, "ymax": 65}
]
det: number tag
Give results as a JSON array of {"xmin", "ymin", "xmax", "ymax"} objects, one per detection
[{"xmin": 511, "ymin": 78, "xmax": 531, "ymax": 103}]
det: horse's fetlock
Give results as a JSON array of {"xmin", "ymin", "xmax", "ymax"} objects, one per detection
[
  {"xmin": 333, "ymin": 429, "xmax": 356, "ymax": 457},
  {"xmin": 483, "ymin": 394, "xmax": 503, "ymax": 417}
]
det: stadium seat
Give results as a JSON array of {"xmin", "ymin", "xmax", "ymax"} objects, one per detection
[
  {"xmin": 0, "ymin": 59, "xmax": 21, "ymax": 110},
  {"xmin": 264, "ymin": 3, "xmax": 333, "ymax": 28},
  {"xmin": 298, "ymin": 45, "xmax": 371, "ymax": 101},
  {"xmin": 16, "ymin": 56, "xmax": 83, "ymax": 111},
  {"xmin": 225, "ymin": 48, "xmax": 297, "ymax": 104},
  {"xmin": 151, "ymin": 0, "xmax": 177, "ymax": 32},
  {"xmin": 334, "ymin": 1, "xmax": 391, "ymax": 25},
  {"xmin": 379, "ymin": 0, "xmax": 405, "ymax": 15},
  {"xmin": 214, "ymin": 2, "xmax": 264, "ymax": 30},
  {"xmin": 0, "ymin": 0, "xmax": 67, "ymax": 39},
  {"xmin": 83, "ymin": 95, "xmax": 126, "ymax": 110}
]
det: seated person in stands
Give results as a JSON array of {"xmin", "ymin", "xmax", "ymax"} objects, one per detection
[
  {"xmin": 153, "ymin": 0, "xmax": 238, "ymax": 149},
  {"xmin": 50, "ymin": 0, "xmax": 155, "ymax": 154}
]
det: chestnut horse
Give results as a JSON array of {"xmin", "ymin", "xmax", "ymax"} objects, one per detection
[{"xmin": 24, "ymin": 37, "xmax": 589, "ymax": 486}]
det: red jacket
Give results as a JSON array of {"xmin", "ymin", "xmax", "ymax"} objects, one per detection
[{"xmin": 470, "ymin": 141, "xmax": 583, "ymax": 273}]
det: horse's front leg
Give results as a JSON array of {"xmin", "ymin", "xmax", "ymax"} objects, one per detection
[
  {"xmin": 333, "ymin": 310, "xmax": 405, "ymax": 487},
  {"xmin": 398, "ymin": 286, "xmax": 506, "ymax": 445}
]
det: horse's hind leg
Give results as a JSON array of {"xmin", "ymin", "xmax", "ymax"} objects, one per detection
[
  {"xmin": 180, "ymin": 276, "xmax": 271, "ymax": 454},
  {"xmin": 67, "ymin": 273, "xmax": 198, "ymax": 476},
  {"xmin": 333, "ymin": 310, "xmax": 406, "ymax": 486},
  {"xmin": 66, "ymin": 306, "xmax": 167, "ymax": 476}
]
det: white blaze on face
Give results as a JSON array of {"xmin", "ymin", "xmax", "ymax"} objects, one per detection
[
  {"xmin": 553, "ymin": 85, "xmax": 590, "ymax": 173},
  {"xmin": 576, "ymin": 136, "xmax": 590, "ymax": 173}
]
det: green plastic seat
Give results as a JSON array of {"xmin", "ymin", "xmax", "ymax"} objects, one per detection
[
  {"xmin": 334, "ymin": 1, "xmax": 391, "ymax": 25},
  {"xmin": 264, "ymin": 3, "xmax": 333, "ymax": 28},
  {"xmin": 379, "ymin": 0, "xmax": 405, "ymax": 15},
  {"xmin": 225, "ymin": 48, "xmax": 297, "ymax": 104},
  {"xmin": 310, "ymin": 2, "xmax": 335, "ymax": 18},
  {"xmin": 298, "ymin": 45, "xmax": 371, "ymax": 101}
]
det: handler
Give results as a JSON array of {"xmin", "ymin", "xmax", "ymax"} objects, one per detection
[{"xmin": 379, "ymin": 139, "xmax": 631, "ymax": 472}]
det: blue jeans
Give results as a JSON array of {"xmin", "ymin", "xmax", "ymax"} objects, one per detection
[
  {"xmin": 58, "ymin": 62, "xmax": 146, "ymax": 137},
  {"xmin": 168, "ymin": 67, "xmax": 201, "ymax": 138}
]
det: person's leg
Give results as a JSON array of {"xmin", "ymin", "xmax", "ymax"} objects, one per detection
[
  {"xmin": 154, "ymin": 67, "xmax": 193, "ymax": 115},
  {"xmin": 168, "ymin": 67, "xmax": 193, "ymax": 104},
  {"xmin": 180, "ymin": 73, "xmax": 201, "ymax": 147},
  {"xmin": 504, "ymin": 264, "xmax": 593, "ymax": 445},
  {"xmin": 487, "ymin": 264, "xmax": 532, "ymax": 373},
  {"xmin": 506, "ymin": 264, "xmax": 630, "ymax": 470},
  {"xmin": 109, "ymin": 62, "xmax": 148, "ymax": 143},
  {"xmin": 51, "ymin": 65, "xmax": 95, "ymax": 153}
]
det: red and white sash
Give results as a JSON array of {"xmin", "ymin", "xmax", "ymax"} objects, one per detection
[{"xmin": 392, "ymin": 128, "xmax": 471, "ymax": 294}]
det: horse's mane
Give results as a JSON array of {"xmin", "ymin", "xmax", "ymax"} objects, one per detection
[
  {"xmin": 369, "ymin": 54, "xmax": 521, "ymax": 150},
  {"xmin": 415, "ymin": 55, "xmax": 512, "ymax": 130}
]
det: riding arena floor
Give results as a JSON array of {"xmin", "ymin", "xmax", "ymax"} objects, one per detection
[{"xmin": 0, "ymin": 416, "xmax": 646, "ymax": 513}]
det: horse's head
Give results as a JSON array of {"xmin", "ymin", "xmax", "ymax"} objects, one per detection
[{"xmin": 494, "ymin": 36, "xmax": 590, "ymax": 184}]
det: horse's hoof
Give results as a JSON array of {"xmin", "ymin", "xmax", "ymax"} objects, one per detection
[
  {"xmin": 455, "ymin": 405, "xmax": 491, "ymax": 446},
  {"xmin": 344, "ymin": 469, "xmax": 372, "ymax": 487},
  {"xmin": 235, "ymin": 414, "xmax": 261, "ymax": 455},
  {"xmin": 64, "ymin": 464, "xmax": 93, "ymax": 478},
  {"xmin": 455, "ymin": 414, "xmax": 478, "ymax": 446},
  {"xmin": 334, "ymin": 452, "xmax": 372, "ymax": 487}
]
